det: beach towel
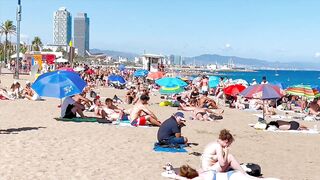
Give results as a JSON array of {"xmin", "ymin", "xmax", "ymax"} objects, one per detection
[
  {"xmin": 153, "ymin": 143, "xmax": 187, "ymax": 153},
  {"xmin": 54, "ymin": 117, "xmax": 112, "ymax": 123},
  {"xmin": 248, "ymin": 124, "xmax": 319, "ymax": 134},
  {"xmin": 116, "ymin": 120, "xmax": 154, "ymax": 128}
]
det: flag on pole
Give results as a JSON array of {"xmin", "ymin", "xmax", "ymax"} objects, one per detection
[{"xmin": 69, "ymin": 40, "xmax": 73, "ymax": 47}]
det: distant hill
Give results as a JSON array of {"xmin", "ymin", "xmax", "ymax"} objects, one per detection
[
  {"xmin": 185, "ymin": 54, "xmax": 320, "ymax": 70},
  {"xmin": 90, "ymin": 48, "xmax": 139, "ymax": 60}
]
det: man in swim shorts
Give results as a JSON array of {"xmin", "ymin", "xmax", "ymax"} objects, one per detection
[{"xmin": 129, "ymin": 94, "xmax": 161, "ymax": 126}]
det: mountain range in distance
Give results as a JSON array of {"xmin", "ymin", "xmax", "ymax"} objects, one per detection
[{"xmin": 90, "ymin": 48, "xmax": 320, "ymax": 70}]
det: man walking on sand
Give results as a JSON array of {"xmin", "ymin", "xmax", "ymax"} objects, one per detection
[{"xmin": 129, "ymin": 94, "xmax": 161, "ymax": 126}]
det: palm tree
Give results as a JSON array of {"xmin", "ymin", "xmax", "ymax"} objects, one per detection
[
  {"xmin": 1, "ymin": 20, "xmax": 16, "ymax": 64},
  {"xmin": 31, "ymin": 36, "xmax": 42, "ymax": 51}
]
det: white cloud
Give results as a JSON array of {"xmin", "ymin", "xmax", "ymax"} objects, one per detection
[
  {"xmin": 224, "ymin": 43, "xmax": 231, "ymax": 49},
  {"xmin": 314, "ymin": 52, "xmax": 320, "ymax": 58}
]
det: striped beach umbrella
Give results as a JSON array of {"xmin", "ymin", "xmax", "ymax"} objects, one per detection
[
  {"xmin": 159, "ymin": 86, "xmax": 184, "ymax": 95},
  {"xmin": 240, "ymin": 84, "xmax": 282, "ymax": 100},
  {"xmin": 285, "ymin": 85, "xmax": 320, "ymax": 99}
]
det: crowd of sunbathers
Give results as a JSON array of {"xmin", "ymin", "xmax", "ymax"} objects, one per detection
[{"xmin": 0, "ymin": 79, "xmax": 41, "ymax": 101}]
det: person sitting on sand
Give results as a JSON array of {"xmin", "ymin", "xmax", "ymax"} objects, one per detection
[
  {"xmin": 129, "ymin": 94, "xmax": 161, "ymax": 126},
  {"xmin": 199, "ymin": 91, "xmax": 218, "ymax": 109},
  {"xmin": 309, "ymin": 99, "xmax": 320, "ymax": 116},
  {"xmin": 73, "ymin": 90, "xmax": 93, "ymax": 110},
  {"xmin": 22, "ymin": 81, "xmax": 41, "ymax": 101},
  {"xmin": 61, "ymin": 95, "xmax": 86, "ymax": 119},
  {"xmin": 93, "ymin": 98, "xmax": 108, "ymax": 119},
  {"xmin": 201, "ymin": 129, "xmax": 246, "ymax": 174},
  {"xmin": 0, "ymin": 80, "xmax": 13, "ymax": 100},
  {"xmin": 163, "ymin": 164, "xmax": 279, "ymax": 180},
  {"xmin": 266, "ymin": 120, "xmax": 308, "ymax": 130},
  {"xmin": 9, "ymin": 81, "xmax": 22, "ymax": 99},
  {"xmin": 104, "ymin": 98, "xmax": 126, "ymax": 121},
  {"xmin": 125, "ymin": 87, "xmax": 136, "ymax": 104},
  {"xmin": 157, "ymin": 112, "xmax": 188, "ymax": 145}
]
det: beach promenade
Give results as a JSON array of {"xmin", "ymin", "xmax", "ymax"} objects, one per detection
[{"xmin": 0, "ymin": 74, "xmax": 319, "ymax": 180}]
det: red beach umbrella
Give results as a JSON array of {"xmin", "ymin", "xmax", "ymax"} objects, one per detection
[
  {"xmin": 224, "ymin": 84, "xmax": 246, "ymax": 96},
  {"xmin": 147, "ymin": 72, "xmax": 164, "ymax": 80},
  {"xmin": 86, "ymin": 69, "xmax": 95, "ymax": 75}
]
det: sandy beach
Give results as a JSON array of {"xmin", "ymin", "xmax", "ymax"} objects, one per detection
[{"xmin": 0, "ymin": 74, "xmax": 320, "ymax": 180}]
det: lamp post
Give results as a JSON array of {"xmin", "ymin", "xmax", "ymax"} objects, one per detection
[{"xmin": 14, "ymin": 0, "xmax": 21, "ymax": 79}]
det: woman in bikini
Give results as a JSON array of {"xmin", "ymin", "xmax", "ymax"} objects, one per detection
[{"xmin": 266, "ymin": 120, "xmax": 308, "ymax": 130}]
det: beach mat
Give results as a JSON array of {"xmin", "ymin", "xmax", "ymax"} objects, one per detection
[
  {"xmin": 248, "ymin": 124, "xmax": 319, "ymax": 134},
  {"xmin": 54, "ymin": 117, "xmax": 112, "ymax": 123},
  {"xmin": 153, "ymin": 143, "xmax": 187, "ymax": 153}
]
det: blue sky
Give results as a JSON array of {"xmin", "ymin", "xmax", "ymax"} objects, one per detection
[{"xmin": 1, "ymin": 0, "xmax": 320, "ymax": 62}]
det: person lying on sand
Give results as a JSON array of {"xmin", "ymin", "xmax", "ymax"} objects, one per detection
[
  {"xmin": 179, "ymin": 106, "xmax": 224, "ymax": 121},
  {"xmin": 201, "ymin": 129, "xmax": 245, "ymax": 173},
  {"xmin": 163, "ymin": 164, "xmax": 279, "ymax": 180},
  {"xmin": 129, "ymin": 95, "xmax": 161, "ymax": 126},
  {"xmin": 266, "ymin": 120, "xmax": 308, "ymax": 131}
]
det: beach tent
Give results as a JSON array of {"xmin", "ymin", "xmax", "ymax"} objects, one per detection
[{"xmin": 10, "ymin": 52, "xmax": 24, "ymax": 59}]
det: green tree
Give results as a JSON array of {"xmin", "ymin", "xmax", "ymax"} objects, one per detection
[
  {"xmin": 42, "ymin": 48, "xmax": 53, "ymax": 52},
  {"xmin": 31, "ymin": 36, "xmax": 42, "ymax": 51},
  {"xmin": 0, "ymin": 20, "xmax": 16, "ymax": 64}
]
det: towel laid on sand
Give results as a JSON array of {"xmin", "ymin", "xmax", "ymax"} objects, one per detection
[
  {"xmin": 248, "ymin": 124, "xmax": 319, "ymax": 134},
  {"xmin": 55, "ymin": 117, "xmax": 112, "ymax": 123},
  {"xmin": 153, "ymin": 143, "xmax": 187, "ymax": 153}
]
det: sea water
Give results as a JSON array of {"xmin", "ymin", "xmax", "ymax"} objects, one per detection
[{"xmin": 207, "ymin": 70, "xmax": 320, "ymax": 87}]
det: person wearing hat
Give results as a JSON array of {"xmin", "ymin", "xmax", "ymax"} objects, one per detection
[
  {"xmin": 251, "ymin": 79, "xmax": 257, "ymax": 85},
  {"xmin": 157, "ymin": 112, "xmax": 188, "ymax": 145}
]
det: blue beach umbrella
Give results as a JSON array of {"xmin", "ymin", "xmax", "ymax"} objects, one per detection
[
  {"xmin": 134, "ymin": 69, "xmax": 149, "ymax": 77},
  {"xmin": 209, "ymin": 76, "xmax": 220, "ymax": 88},
  {"xmin": 32, "ymin": 71, "xmax": 87, "ymax": 99},
  {"xmin": 108, "ymin": 75, "xmax": 126, "ymax": 84},
  {"xmin": 156, "ymin": 77, "xmax": 188, "ymax": 87},
  {"xmin": 118, "ymin": 64, "xmax": 126, "ymax": 71},
  {"xmin": 271, "ymin": 81, "xmax": 287, "ymax": 90}
]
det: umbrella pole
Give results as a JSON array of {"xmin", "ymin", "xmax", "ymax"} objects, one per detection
[
  {"xmin": 262, "ymin": 100, "xmax": 265, "ymax": 121},
  {"xmin": 60, "ymin": 98, "xmax": 62, "ymax": 118}
]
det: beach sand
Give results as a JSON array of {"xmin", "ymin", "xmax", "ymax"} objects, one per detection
[{"xmin": 0, "ymin": 74, "xmax": 320, "ymax": 180}]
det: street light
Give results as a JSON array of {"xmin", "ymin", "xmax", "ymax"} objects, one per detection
[{"xmin": 14, "ymin": 0, "xmax": 21, "ymax": 79}]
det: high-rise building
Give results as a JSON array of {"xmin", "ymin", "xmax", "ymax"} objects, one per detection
[
  {"xmin": 74, "ymin": 13, "xmax": 90, "ymax": 56},
  {"xmin": 53, "ymin": 7, "xmax": 72, "ymax": 46}
]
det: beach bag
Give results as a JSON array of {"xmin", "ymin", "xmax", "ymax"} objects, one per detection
[{"xmin": 241, "ymin": 163, "xmax": 262, "ymax": 177}]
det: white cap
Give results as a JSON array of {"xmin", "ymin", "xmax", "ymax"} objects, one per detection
[
  {"xmin": 26, "ymin": 81, "xmax": 31, "ymax": 85},
  {"xmin": 13, "ymin": 80, "xmax": 18, "ymax": 84}
]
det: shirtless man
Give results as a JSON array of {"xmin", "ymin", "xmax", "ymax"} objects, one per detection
[
  {"xmin": 104, "ymin": 98, "xmax": 125, "ymax": 121},
  {"xmin": 199, "ymin": 91, "xmax": 218, "ymax": 109},
  {"xmin": 200, "ymin": 75, "xmax": 209, "ymax": 93},
  {"xmin": 93, "ymin": 98, "xmax": 108, "ymax": 119},
  {"xmin": 129, "ymin": 95, "xmax": 161, "ymax": 126}
]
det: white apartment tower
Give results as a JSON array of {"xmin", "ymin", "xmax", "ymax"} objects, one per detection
[{"xmin": 53, "ymin": 7, "xmax": 72, "ymax": 46}]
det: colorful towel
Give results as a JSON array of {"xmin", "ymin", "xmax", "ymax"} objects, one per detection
[{"xmin": 153, "ymin": 143, "xmax": 187, "ymax": 153}]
